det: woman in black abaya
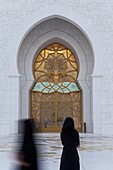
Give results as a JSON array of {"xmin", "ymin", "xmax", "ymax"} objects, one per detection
[{"xmin": 60, "ymin": 117, "xmax": 80, "ymax": 170}]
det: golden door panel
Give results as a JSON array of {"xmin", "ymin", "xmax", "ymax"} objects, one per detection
[
  {"xmin": 31, "ymin": 91, "xmax": 82, "ymax": 132},
  {"xmin": 31, "ymin": 43, "xmax": 82, "ymax": 132}
]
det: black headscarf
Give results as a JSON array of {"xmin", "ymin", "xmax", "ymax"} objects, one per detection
[
  {"xmin": 62, "ymin": 117, "xmax": 74, "ymax": 131},
  {"xmin": 20, "ymin": 119, "xmax": 34, "ymax": 146},
  {"xmin": 61, "ymin": 117, "xmax": 78, "ymax": 141}
]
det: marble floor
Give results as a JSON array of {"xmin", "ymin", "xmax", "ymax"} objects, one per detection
[{"xmin": 0, "ymin": 133, "xmax": 113, "ymax": 170}]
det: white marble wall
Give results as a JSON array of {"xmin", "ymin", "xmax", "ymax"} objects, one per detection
[{"xmin": 0, "ymin": 1, "xmax": 113, "ymax": 135}]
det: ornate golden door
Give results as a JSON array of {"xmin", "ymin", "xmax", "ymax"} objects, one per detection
[{"xmin": 31, "ymin": 43, "xmax": 82, "ymax": 132}]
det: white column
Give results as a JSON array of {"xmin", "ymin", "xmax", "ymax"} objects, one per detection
[
  {"xmin": 92, "ymin": 75, "xmax": 103, "ymax": 134},
  {"xmin": 21, "ymin": 80, "xmax": 33, "ymax": 119},
  {"xmin": 8, "ymin": 74, "xmax": 20, "ymax": 134},
  {"xmin": 79, "ymin": 80, "xmax": 93, "ymax": 133},
  {"xmin": 0, "ymin": 75, "xmax": 10, "ymax": 136}
]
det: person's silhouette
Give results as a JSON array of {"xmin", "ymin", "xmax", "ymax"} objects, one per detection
[
  {"xmin": 60, "ymin": 117, "xmax": 80, "ymax": 170},
  {"xmin": 18, "ymin": 119, "xmax": 38, "ymax": 170}
]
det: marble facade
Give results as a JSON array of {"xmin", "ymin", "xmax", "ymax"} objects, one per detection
[{"xmin": 0, "ymin": 1, "xmax": 113, "ymax": 135}]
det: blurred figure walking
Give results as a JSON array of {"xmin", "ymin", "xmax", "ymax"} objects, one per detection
[{"xmin": 17, "ymin": 119, "xmax": 38, "ymax": 170}]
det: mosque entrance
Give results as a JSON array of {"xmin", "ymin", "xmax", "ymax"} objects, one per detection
[{"xmin": 31, "ymin": 43, "xmax": 82, "ymax": 132}]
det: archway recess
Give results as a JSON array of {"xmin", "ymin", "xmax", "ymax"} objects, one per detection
[
  {"xmin": 15, "ymin": 17, "xmax": 95, "ymax": 133},
  {"xmin": 31, "ymin": 43, "xmax": 82, "ymax": 132}
]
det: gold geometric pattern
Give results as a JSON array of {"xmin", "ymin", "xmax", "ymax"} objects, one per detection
[
  {"xmin": 34, "ymin": 43, "xmax": 78, "ymax": 84},
  {"xmin": 31, "ymin": 91, "xmax": 82, "ymax": 132},
  {"xmin": 31, "ymin": 43, "xmax": 82, "ymax": 132},
  {"xmin": 70, "ymin": 92, "xmax": 82, "ymax": 131}
]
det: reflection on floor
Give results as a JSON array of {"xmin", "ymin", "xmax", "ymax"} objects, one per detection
[{"xmin": 1, "ymin": 133, "xmax": 113, "ymax": 170}]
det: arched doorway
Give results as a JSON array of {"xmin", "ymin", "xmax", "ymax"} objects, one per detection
[
  {"xmin": 17, "ymin": 18, "xmax": 94, "ymax": 133},
  {"xmin": 30, "ymin": 43, "xmax": 82, "ymax": 132}
]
